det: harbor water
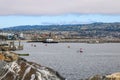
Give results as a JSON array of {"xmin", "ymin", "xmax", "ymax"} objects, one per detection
[{"xmin": 15, "ymin": 42, "xmax": 120, "ymax": 80}]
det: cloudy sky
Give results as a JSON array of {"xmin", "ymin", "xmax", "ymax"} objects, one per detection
[{"xmin": 0, "ymin": 0, "xmax": 120, "ymax": 28}]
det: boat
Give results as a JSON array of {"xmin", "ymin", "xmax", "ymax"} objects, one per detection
[
  {"xmin": 0, "ymin": 40, "xmax": 23, "ymax": 51},
  {"xmin": 42, "ymin": 39, "xmax": 58, "ymax": 43},
  {"xmin": 80, "ymin": 48, "xmax": 83, "ymax": 53}
]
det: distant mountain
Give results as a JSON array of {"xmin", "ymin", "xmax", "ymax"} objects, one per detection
[{"xmin": 2, "ymin": 22, "xmax": 120, "ymax": 32}]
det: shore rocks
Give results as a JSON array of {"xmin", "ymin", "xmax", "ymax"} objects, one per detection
[
  {"xmin": 0, "ymin": 51, "xmax": 65, "ymax": 80},
  {"xmin": 88, "ymin": 73, "xmax": 120, "ymax": 80},
  {"xmin": 106, "ymin": 73, "xmax": 120, "ymax": 80}
]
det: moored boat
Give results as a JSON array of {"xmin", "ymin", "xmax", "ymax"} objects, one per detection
[{"xmin": 42, "ymin": 38, "xmax": 58, "ymax": 43}]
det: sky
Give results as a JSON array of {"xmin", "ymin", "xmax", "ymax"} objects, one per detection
[{"xmin": 0, "ymin": 0, "xmax": 120, "ymax": 28}]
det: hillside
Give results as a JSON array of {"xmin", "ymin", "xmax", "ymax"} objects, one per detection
[{"xmin": 2, "ymin": 22, "xmax": 120, "ymax": 32}]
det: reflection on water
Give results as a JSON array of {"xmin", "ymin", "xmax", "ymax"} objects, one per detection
[{"xmin": 15, "ymin": 43, "xmax": 120, "ymax": 80}]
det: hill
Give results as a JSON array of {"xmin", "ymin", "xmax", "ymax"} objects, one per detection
[{"xmin": 2, "ymin": 22, "xmax": 120, "ymax": 32}]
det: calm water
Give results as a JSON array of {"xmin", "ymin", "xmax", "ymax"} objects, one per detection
[{"xmin": 15, "ymin": 42, "xmax": 120, "ymax": 80}]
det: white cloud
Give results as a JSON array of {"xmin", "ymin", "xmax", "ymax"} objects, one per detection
[{"xmin": 0, "ymin": 0, "xmax": 120, "ymax": 15}]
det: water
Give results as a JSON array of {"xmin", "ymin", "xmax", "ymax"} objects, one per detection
[{"xmin": 15, "ymin": 42, "xmax": 120, "ymax": 80}]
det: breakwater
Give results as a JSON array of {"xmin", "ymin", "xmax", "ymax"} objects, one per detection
[
  {"xmin": 58, "ymin": 38, "xmax": 120, "ymax": 43},
  {"xmin": 26, "ymin": 38, "xmax": 120, "ymax": 43}
]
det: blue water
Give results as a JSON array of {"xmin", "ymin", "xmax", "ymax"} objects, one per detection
[{"xmin": 15, "ymin": 42, "xmax": 120, "ymax": 80}]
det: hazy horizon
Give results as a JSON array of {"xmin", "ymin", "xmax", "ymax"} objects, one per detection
[{"xmin": 0, "ymin": 14, "xmax": 120, "ymax": 28}]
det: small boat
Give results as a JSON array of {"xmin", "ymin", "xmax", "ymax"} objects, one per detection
[
  {"xmin": 80, "ymin": 48, "xmax": 83, "ymax": 53},
  {"xmin": 76, "ymin": 48, "xmax": 83, "ymax": 53},
  {"xmin": 67, "ymin": 45, "xmax": 70, "ymax": 48}
]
